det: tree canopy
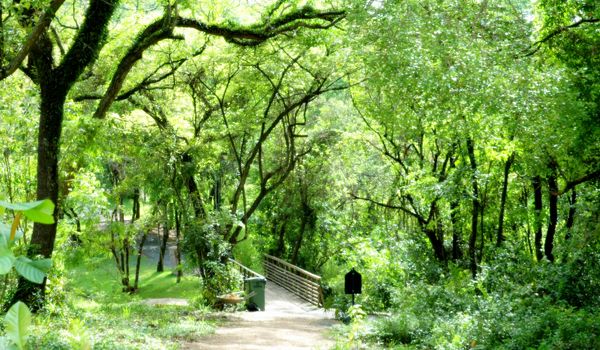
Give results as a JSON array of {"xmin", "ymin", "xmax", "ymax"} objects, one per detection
[{"xmin": 1, "ymin": 0, "xmax": 600, "ymax": 348}]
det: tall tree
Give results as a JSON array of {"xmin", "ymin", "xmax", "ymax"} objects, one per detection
[{"xmin": 4, "ymin": 0, "xmax": 345, "ymax": 309}]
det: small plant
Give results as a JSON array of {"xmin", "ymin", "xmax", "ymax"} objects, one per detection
[
  {"xmin": 1, "ymin": 199, "xmax": 54, "ymax": 350},
  {"xmin": 66, "ymin": 318, "xmax": 92, "ymax": 350}
]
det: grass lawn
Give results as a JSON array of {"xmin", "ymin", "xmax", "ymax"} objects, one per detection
[{"xmin": 24, "ymin": 254, "xmax": 215, "ymax": 350}]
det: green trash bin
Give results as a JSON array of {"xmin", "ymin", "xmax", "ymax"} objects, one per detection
[{"xmin": 244, "ymin": 276, "xmax": 267, "ymax": 311}]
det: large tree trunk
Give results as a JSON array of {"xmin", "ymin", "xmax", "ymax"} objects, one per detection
[
  {"xmin": 466, "ymin": 138, "xmax": 479, "ymax": 278},
  {"xmin": 182, "ymin": 152, "xmax": 205, "ymax": 218},
  {"xmin": 425, "ymin": 228, "xmax": 446, "ymax": 262},
  {"xmin": 10, "ymin": 82, "xmax": 67, "ymax": 310},
  {"xmin": 532, "ymin": 176, "xmax": 544, "ymax": 261},
  {"xmin": 496, "ymin": 153, "xmax": 514, "ymax": 246}
]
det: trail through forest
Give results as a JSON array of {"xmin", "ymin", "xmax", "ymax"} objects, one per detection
[{"xmin": 184, "ymin": 282, "xmax": 337, "ymax": 349}]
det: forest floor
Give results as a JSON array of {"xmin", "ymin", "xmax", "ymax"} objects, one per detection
[{"xmin": 184, "ymin": 282, "xmax": 338, "ymax": 350}]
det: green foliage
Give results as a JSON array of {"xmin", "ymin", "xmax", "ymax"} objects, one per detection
[
  {"xmin": 0, "ymin": 200, "xmax": 54, "ymax": 225},
  {"xmin": 4, "ymin": 302, "xmax": 31, "ymax": 350},
  {"xmin": 19, "ymin": 253, "xmax": 213, "ymax": 349},
  {"xmin": 1, "ymin": 199, "xmax": 54, "ymax": 349},
  {"xmin": 13, "ymin": 257, "xmax": 52, "ymax": 284}
]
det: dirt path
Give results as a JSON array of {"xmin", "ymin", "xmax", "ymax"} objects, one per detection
[{"xmin": 184, "ymin": 282, "xmax": 337, "ymax": 350}]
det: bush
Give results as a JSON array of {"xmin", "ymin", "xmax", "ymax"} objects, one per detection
[{"xmin": 372, "ymin": 313, "xmax": 419, "ymax": 346}]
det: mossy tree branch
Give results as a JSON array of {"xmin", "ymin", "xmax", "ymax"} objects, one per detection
[
  {"xmin": 91, "ymin": 5, "xmax": 345, "ymax": 119},
  {"xmin": 0, "ymin": 0, "xmax": 65, "ymax": 81}
]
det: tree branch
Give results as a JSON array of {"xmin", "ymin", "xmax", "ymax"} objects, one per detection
[
  {"xmin": 93, "ymin": 15, "xmax": 178, "ymax": 118},
  {"xmin": 74, "ymin": 56, "xmax": 192, "ymax": 102},
  {"xmin": 0, "ymin": 0, "xmax": 66, "ymax": 81},
  {"xmin": 350, "ymin": 193, "xmax": 422, "ymax": 219},
  {"xmin": 525, "ymin": 18, "xmax": 599, "ymax": 57},
  {"xmin": 175, "ymin": 7, "xmax": 344, "ymax": 46},
  {"xmin": 557, "ymin": 168, "xmax": 600, "ymax": 195}
]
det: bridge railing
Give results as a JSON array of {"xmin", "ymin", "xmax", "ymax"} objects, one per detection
[
  {"xmin": 263, "ymin": 254, "xmax": 324, "ymax": 307},
  {"xmin": 229, "ymin": 258, "xmax": 263, "ymax": 289}
]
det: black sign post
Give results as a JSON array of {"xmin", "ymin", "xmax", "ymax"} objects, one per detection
[{"xmin": 345, "ymin": 268, "xmax": 362, "ymax": 305}]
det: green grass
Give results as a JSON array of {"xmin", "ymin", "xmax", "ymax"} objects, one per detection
[
  {"xmin": 67, "ymin": 254, "xmax": 201, "ymax": 302},
  {"xmin": 22, "ymin": 254, "xmax": 214, "ymax": 349}
]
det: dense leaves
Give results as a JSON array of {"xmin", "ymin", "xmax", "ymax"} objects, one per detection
[{"xmin": 0, "ymin": 0, "xmax": 599, "ymax": 348}]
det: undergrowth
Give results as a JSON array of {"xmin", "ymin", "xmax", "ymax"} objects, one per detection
[{"xmin": 2, "ymin": 250, "xmax": 215, "ymax": 349}]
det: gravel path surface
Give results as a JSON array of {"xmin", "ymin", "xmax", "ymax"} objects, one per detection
[{"xmin": 184, "ymin": 282, "xmax": 337, "ymax": 350}]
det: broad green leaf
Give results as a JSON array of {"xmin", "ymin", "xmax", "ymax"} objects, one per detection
[
  {"xmin": 14, "ymin": 256, "xmax": 51, "ymax": 284},
  {"xmin": 4, "ymin": 301, "xmax": 31, "ymax": 350},
  {"xmin": 0, "ymin": 223, "xmax": 9, "ymax": 247},
  {"xmin": 1, "ymin": 222, "xmax": 23, "ymax": 246},
  {"xmin": 0, "ymin": 199, "xmax": 55, "ymax": 224},
  {"xmin": 0, "ymin": 246, "xmax": 16, "ymax": 274}
]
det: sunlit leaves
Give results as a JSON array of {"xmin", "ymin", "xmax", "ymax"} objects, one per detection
[
  {"xmin": 4, "ymin": 301, "xmax": 31, "ymax": 350},
  {"xmin": 13, "ymin": 256, "xmax": 52, "ymax": 284},
  {"xmin": 0, "ymin": 245, "xmax": 16, "ymax": 274},
  {"xmin": 0, "ymin": 199, "xmax": 55, "ymax": 224}
]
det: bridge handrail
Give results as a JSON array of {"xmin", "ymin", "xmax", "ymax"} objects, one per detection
[
  {"xmin": 229, "ymin": 258, "xmax": 263, "ymax": 280},
  {"xmin": 264, "ymin": 254, "xmax": 324, "ymax": 307},
  {"xmin": 264, "ymin": 254, "xmax": 321, "ymax": 281}
]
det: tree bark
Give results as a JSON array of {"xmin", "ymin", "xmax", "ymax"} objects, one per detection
[
  {"xmin": 565, "ymin": 188, "xmax": 577, "ymax": 241},
  {"xmin": 134, "ymin": 230, "xmax": 148, "ymax": 290},
  {"xmin": 275, "ymin": 221, "xmax": 287, "ymax": 257},
  {"xmin": 466, "ymin": 138, "xmax": 479, "ymax": 278},
  {"xmin": 545, "ymin": 166, "xmax": 558, "ymax": 262},
  {"xmin": 157, "ymin": 203, "xmax": 169, "ymax": 272},
  {"xmin": 450, "ymin": 200, "xmax": 462, "ymax": 260},
  {"xmin": 9, "ymin": 0, "xmax": 119, "ymax": 310},
  {"xmin": 10, "ymin": 85, "xmax": 67, "ymax": 309},
  {"xmin": 496, "ymin": 153, "xmax": 514, "ymax": 246},
  {"xmin": 132, "ymin": 188, "xmax": 141, "ymax": 221},
  {"xmin": 532, "ymin": 176, "xmax": 544, "ymax": 261},
  {"xmin": 174, "ymin": 206, "xmax": 182, "ymax": 283}
]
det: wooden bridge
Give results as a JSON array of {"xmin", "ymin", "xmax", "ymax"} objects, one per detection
[{"xmin": 230, "ymin": 254, "xmax": 325, "ymax": 308}]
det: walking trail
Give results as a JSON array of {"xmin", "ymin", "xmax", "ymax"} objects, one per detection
[{"xmin": 183, "ymin": 282, "xmax": 338, "ymax": 350}]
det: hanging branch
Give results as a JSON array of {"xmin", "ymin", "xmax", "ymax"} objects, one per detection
[
  {"xmin": 524, "ymin": 18, "xmax": 599, "ymax": 57},
  {"xmin": 91, "ymin": 6, "xmax": 345, "ymax": 119}
]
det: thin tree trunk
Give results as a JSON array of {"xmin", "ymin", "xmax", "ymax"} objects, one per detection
[
  {"xmin": 291, "ymin": 218, "xmax": 307, "ymax": 265},
  {"xmin": 565, "ymin": 188, "xmax": 576, "ymax": 241},
  {"xmin": 132, "ymin": 188, "xmax": 140, "ymax": 221},
  {"xmin": 466, "ymin": 138, "xmax": 479, "ymax": 278},
  {"xmin": 134, "ymin": 230, "xmax": 148, "ymax": 290},
  {"xmin": 533, "ymin": 176, "xmax": 544, "ymax": 261},
  {"xmin": 522, "ymin": 187, "xmax": 533, "ymax": 256},
  {"xmin": 124, "ymin": 237, "xmax": 130, "ymax": 289},
  {"xmin": 182, "ymin": 152, "xmax": 205, "ymax": 218},
  {"xmin": 275, "ymin": 221, "xmax": 287, "ymax": 257},
  {"xmin": 450, "ymin": 200, "xmax": 462, "ymax": 260},
  {"xmin": 157, "ymin": 203, "xmax": 169, "ymax": 272},
  {"xmin": 545, "ymin": 166, "xmax": 558, "ymax": 262},
  {"xmin": 496, "ymin": 153, "xmax": 514, "ymax": 246},
  {"xmin": 174, "ymin": 206, "xmax": 182, "ymax": 283},
  {"xmin": 479, "ymin": 200, "xmax": 485, "ymax": 262}
]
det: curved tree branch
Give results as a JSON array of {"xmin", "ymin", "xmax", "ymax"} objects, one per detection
[
  {"xmin": 93, "ymin": 16, "xmax": 178, "ymax": 118},
  {"xmin": 92, "ymin": 5, "xmax": 345, "ymax": 119},
  {"xmin": 0, "ymin": 0, "xmax": 66, "ymax": 81},
  {"xmin": 524, "ymin": 18, "xmax": 599, "ymax": 57}
]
